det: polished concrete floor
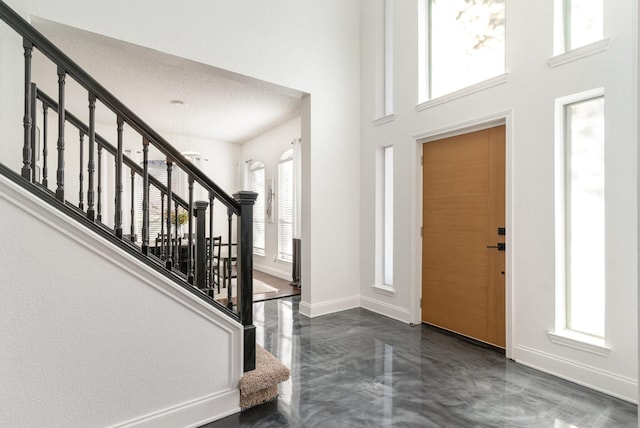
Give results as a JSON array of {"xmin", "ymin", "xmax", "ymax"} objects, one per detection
[{"xmin": 203, "ymin": 296, "xmax": 637, "ymax": 427}]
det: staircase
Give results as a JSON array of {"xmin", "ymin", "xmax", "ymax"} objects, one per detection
[{"xmin": 0, "ymin": 1, "xmax": 261, "ymax": 426}]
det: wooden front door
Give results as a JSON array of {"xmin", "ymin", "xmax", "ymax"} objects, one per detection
[{"xmin": 421, "ymin": 125, "xmax": 505, "ymax": 348}]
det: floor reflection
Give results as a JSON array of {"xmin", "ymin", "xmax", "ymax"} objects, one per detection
[{"xmin": 203, "ymin": 296, "xmax": 637, "ymax": 428}]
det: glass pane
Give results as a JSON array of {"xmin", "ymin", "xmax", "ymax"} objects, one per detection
[
  {"xmin": 249, "ymin": 163, "xmax": 265, "ymax": 252},
  {"xmin": 278, "ymin": 159, "xmax": 294, "ymax": 260},
  {"xmin": 565, "ymin": 96, "xmax": 605, "ymax": 337},
  {"xmin": 383, "ymin": 146, "xmax": 393, "ymax": 285},
  {"xmin": 430, "ymin": 0, "xmax": 505, "ymax": 98},
  {"xmin": 566, "ymin": 0, "xmax": 603, "ymax": 51}
]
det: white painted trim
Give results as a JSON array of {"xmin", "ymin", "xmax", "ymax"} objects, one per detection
[
  {"xmin": 372, "ymin": 284, "xmax": 394, "ymax": 296},
  {"xmin": 413, "ymin": 111, "xmax": 508, "ymax": 143},
  {"xmin": 0, "ymin": 173, "xmax": 244, "ymax": 388},
  {"xmin": 415, "ymin": 73, "xmax": 510, "ymax": 112},
  {"xmin": 297, "ymin": 295, "xmax": 360, "ymax": 318},
  {"xmin": 108, "ymin": 389, "xmax": 240, "ymax": 428},
  {"xmin": 360, "ymin": 295, "xmax": 410, "ymax": 324},
  {"xmin": 253, "ymin": 263, "xmax": 291, "ymax": 281},
  {"xmin": 373, "ymin": 114, "xmax": 396, "ymax": 127},
  {"xmin": 548, "ymin": 330, "xmax": 611, "ymax": 357},
  {"xmin": 298, "ymin": 300, "xmax": 312, "ymax": 318},
  {"xmin": 413, "ymin": 111, "xmax": 514, "ymax": 359},
  {"xmin": 514, "ymin": 345, "xmax": 637, "ymax": 403},
  {"xmin": 548, "ymin": 39, "xmax": 611, "ymax": 68}
]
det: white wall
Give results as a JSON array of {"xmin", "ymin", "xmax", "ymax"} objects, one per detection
[
  {"xmin": 0, "ymin": 8, "xmax": 28, "ymax": 172},
  {"xmin": 3, "ymin": 0, "xmax": 362, "ymax": 316},
  {"xmin": 0, "ymin": 174, "xmax": 243, "ymax": 427},
  {"xmin": 240, "ymin": 115, "xmax": 301, "ymax": 280},
  {"xmin": 360, "ymin": 1, "xmax": 638, "ymax": 401}
]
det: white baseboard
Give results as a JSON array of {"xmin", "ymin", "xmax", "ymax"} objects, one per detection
[
  {"xmin": 253, "ymin": 263, "xmax": 291, "ymax": 281},
  {"xmin": 360, "ymin": 295, "xmax": 411, "ymax": 324},
  {"xmin": 109, "ymin": 389, "xmax": 240, "ymax": 428},
  {"xmin": 298, "ymin": 295, "xmax": 360, "ymax": 318},
  {"xmin": 514, "ymin": 345, "xmax": 638, "ymax": 403}
]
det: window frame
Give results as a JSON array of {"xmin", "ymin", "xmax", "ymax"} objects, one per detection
[
  {"xmin": 248, "ymin": 160, "xmax": 266, "ymax": 256},
  {"xmin": 277, "ymin": 149, "xmax": 294, "ymax": 263},
  {"xmin": 554, "ymin": 0, "xmax": 604, "ymax": 56},
  {"xmin": 553, "ymin": 87, "xmax": 607, "ymax": 348},
  {"xmin": 424, "ymin": 0, "xmax": 506, "ymax": 101},
  {"xmin": 374, "ymin": 145, "xmax": 394, "ymax": 293}
]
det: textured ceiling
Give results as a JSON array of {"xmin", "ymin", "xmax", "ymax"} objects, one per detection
[{"xmin": 30, "ymin": 17, "xmax": 304, "ymax": 144}]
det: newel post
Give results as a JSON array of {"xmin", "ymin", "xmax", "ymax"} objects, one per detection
[
  {"xmin": 234, "ymin": 190, "xmax": 258, "ymax": 372},
  {"xmin": 194, "ymin": 200, "xmax": 209, "ymax": 290}
]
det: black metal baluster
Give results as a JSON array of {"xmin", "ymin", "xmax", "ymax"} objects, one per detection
[
  {"xmin": 174, "ymin": 199, "xmax": 180, "ymax": 269},
  {"xmin": 42, "ymin": 104, "xmax": 48, "ymax": 188},
  {"xmin": 86, "ymin": 93, "xmax": 96, "ymax": 221},
  {"xmin": 21, "ymin": 39, "xmax": 33, "ymax": 180},
  {"xmin": 227, "ymin": 209, "xmax": 233, "ymax": 309},
  {"xmin": 29, "ymin": 83, "xmax": 37, "ymax": 183},
  {"xmin": 141, "ymin": 137, "xmax": 150, "ymax": 255},
  {"xmin": 187, "ymin": 177, "xmax": 194, "ymax": 284},
  {"xmin": 55, "ymin": 66, "xmax": 66, "ymax": 202},
  {"xmin": 209, "ymin": 193, "xmax": 215, "ymax": 292},
  {"xmin": 160, "ymin": 192, "xmax": 166, "ymax": 260},
  {"xmin": 114, "ymin": 116, "xmax": 124, "ymax": 238},
  {"xmin": 78, "ymin": 130, "xmax": 84, "ymax": 210},
  {"xmin": 165, "ymin": 159, "xmax": 173, "ymax": 269},
  {"xmin": 130, "ymin": 168, "xmax": 135, "ymax": 242},
  {"xmin": 97, "ymin": 143, "xmax": 102, "ymax": 222}
]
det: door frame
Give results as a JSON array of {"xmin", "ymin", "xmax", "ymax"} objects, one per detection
[{"xmin": 412, "ymin": 111, "xmax": 514, "ymax": 358}]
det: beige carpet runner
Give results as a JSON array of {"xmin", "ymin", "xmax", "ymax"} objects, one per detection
[{"xmin": 238, "ymin": 345, "xmax": 290, "ymax": 409}]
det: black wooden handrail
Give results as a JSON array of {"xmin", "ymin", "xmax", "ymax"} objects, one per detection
[
  {"xmin": 35, "ymin": 88, "xmax": 190, "ymax": 211},
  {"xmin": 1, "ymin": 0, "xmax": 258, "ymax": 372},
  {"xmin": 0, "ymin": 1, "xmax": 239, "ymax": 214}
]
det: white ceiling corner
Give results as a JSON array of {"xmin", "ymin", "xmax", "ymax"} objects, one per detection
[{"xmin": 30, "ymin": 16, "xmax": 305, "ymax": 145}]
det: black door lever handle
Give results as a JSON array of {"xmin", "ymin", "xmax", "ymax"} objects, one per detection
[{"xmin": 486, "ymin": 243, "xmax": 505, "ymax": 251}]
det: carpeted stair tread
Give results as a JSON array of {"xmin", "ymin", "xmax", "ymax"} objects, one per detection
[{"xmin": 239, "ymin": 345, "xmax": 290, "ymax": 409}]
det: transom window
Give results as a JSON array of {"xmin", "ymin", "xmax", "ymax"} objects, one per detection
[
  {"xmin": 556, "ymin": 0, "xmax": 604, "ymax": 54},
  {"xmin": 427, "ymin": 0, "xmax": 505, "ymax": 99}
]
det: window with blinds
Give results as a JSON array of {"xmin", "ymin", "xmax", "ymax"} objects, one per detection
[
  {"xmin": 135, "ymin": 160, "xmax": 169, "ymax": 245},
  {"xmin": 249, "ymin": 161, "xmax": 266, "ymax": 256},
  {"xmin": 278, "ymin": 150, "xmax": 294, "ymax": 262}
]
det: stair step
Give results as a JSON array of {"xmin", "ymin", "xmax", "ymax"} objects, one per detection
[{"xmin": 238, "ymin": 345, "xmax": 290, "ymax": 410}]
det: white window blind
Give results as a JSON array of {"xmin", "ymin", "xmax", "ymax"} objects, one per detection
[
  {"xmin": 249, "ymin": 161, "xmax": 265, "ymax": 255},
  {"xmin": 135, "ymin": 160, "xmax": 168, "ymax": 245},
  {"xmin": 278, "ymin": 150, "xmax": 294, "ymax": 262}
]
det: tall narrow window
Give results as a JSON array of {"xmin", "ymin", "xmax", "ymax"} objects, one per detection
[
  {"xmin": 383, "ymin": 0, "xmax": 394, "ymax": 116},
  {"xmin": 561, "ymin": 0, "xmax": 603, "ymax": 52},
  {"xmin": 278, "ymin": 150, "xmax": 294, "ymax": 262},
  {"xmin": 428, "ymin": 0, "xmax": 505, "ymax": 99},
  {"xmin": 375, "ymin": 146, "xmax": 394, "ymax": 289},
  {"xmin": 383, "ymin": 146, "xmax": 394, "ymax": 285},
  {"xmin": 249, "ymin": 161, "xmax": 265, "ymax": 256},
  {"xmin": 560, "ymin": 91, "xmax": 605, "ymax": 338}
]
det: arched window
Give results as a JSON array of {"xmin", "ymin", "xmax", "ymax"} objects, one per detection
[
  {"xmin": 249, "ymin": 161, "xmax": 265, "ymax": 255},
  {"xmin": 278, "ymin": 149, "xmax": 294, "ymax": 261}
]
